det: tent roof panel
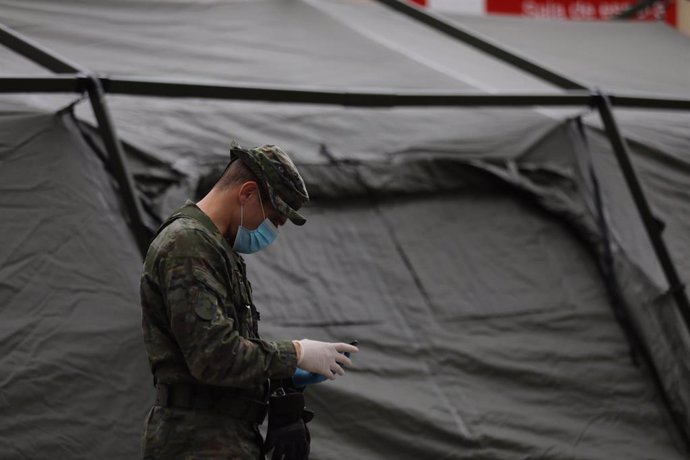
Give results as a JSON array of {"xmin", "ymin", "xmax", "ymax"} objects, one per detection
[
  {"xmin": 0, "ymin": 0, "xmax": 470, "ymax": 90},
  {"xmin": 303, "ymin": 0, "xmax": 562, "ymax": 93},
  {"xmin": 444, "ymin": 14, "xmax": 690, "ymax": 97},
  {"xmin": 0, "ymin": 46, "xmax": 52, "ymax": 76}
]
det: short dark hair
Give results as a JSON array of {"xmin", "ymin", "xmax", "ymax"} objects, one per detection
[{"xmin": 215, "ymin": 158, "xmax": 270, "ymax": 201}]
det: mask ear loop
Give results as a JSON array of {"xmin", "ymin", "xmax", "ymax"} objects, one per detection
[{"xmin": 256, "ymin": 189, "xmax": 267, "ymax": 220}]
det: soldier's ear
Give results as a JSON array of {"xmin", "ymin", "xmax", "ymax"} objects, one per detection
[{"xmin": 237, "ymin": 181, "xmax": 259, "ymax": 205}]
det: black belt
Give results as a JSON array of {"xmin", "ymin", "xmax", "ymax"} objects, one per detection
[{"xmin": 155, "ymin": 383, "xmax": 268, "ymax": 424}]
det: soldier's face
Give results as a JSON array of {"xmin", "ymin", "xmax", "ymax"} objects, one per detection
[
  {"xmin": 267, "ymin": 208, "xmax": 288, "ymax": 227},
  {"xmin": 239, "ymin": 184, "xmax": 286, "ymax": 230}
]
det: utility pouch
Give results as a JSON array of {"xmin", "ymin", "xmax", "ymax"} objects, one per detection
[
  {"xmin": 269, "ymin": 388, "xmax": 306, "ymax": 420},
  {"xmin": 265, "ymin": 387, "xmax": 313, "ymax": 460}
]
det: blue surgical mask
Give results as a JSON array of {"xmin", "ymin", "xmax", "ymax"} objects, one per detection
[{"xmin": 232, "ymin": 194, "xmax": 278, "ymax": 254}]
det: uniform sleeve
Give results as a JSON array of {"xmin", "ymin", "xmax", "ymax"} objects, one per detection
[{"xmin": 160, "ymin": 253, "xmax": 297, "ymax": 387}]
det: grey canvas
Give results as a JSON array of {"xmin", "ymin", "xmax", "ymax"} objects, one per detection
[{"xmin": 1, "ymin": 0, "xmax": 689, "ymax": 458}]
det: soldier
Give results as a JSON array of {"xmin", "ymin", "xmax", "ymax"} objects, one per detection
[{"xmin": 140, "ymin": 142, "xmax": 358, "ymax": 459}]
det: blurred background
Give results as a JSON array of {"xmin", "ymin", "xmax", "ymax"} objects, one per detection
[{"xmin": 1, "ymin": 0, "xmax": 689, "ymax": 458}]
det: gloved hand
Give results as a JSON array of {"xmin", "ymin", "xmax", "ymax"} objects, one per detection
[
  {"xmin": 265, "ymin": 387, "xmax": 313, "ymax": 460},
  {"xmin": 292, "ymin": 367, "xmax": 327, "ymax": 389},
  {"xmin": 294, "ymin": 340, "xmax": 358, "ymax": 380}
]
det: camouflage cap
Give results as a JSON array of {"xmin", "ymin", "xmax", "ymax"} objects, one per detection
[{"xmin": 230, "ymin": 141, "xmax": 309, "ymax": 225}]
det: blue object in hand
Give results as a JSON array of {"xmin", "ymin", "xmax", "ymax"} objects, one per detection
[{"xmin": 292, "ymin": 367, "xmax": 328, "ymax": 389}]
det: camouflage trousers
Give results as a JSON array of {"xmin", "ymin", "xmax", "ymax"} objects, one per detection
[{"xmin": 142, "ymin": 405, "xmax": 264, "ymax": 459}]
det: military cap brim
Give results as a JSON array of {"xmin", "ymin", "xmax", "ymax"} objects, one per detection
[{"xmin": 230, "ymin": 145, "xmax": 308, "ymax": 226}]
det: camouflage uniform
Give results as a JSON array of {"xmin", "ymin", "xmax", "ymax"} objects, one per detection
[{"xmin": 140, "ymin": 144, "xmax": 309, "ymax": 459}]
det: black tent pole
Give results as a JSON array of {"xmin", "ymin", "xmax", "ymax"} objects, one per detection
[
  {"xmin": 102, "ymin": 77, "xmax": 595, "ymax": 107},
  {"xmin": 3, "ymin": 76, "xmax": 690, "ymax": 111},
  {"xmin": 0, "ymin": 76, "xmax": 84, "ymax": 93},
  {"xmin": 0, "ymin": 24, "xmax": 151, "ymax": 256},
  {"xmin": 83, "ymin": 75, "xmax": 152, "ymax": 256},
  {"xmin": 0, "ymin": 24, "xmax": 83, "ymax": 73},
  {"xmin": 594, "ymin": 93, "xmax": 690, "ymax": 337},
  {"xmin": 611, "ymin": 94, "xmax": 690, "ymax": 111},
  {"xmin": 98, "ymin": 77, "xmax": 690, "ymax": 111}
]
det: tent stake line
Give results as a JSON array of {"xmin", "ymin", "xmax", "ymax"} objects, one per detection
[{"xmin": 595, "ymin": 93, "xmax": 690, "ymax": 337}]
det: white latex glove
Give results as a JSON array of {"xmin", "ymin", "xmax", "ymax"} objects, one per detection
[{"xmin": 293, "ymin": 339, "xmax": 358, "ymax": 380}]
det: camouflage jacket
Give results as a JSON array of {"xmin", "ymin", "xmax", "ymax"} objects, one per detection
[{"xmin": 140, "ymin": 201, "xmax": 297, "ymax": 395}]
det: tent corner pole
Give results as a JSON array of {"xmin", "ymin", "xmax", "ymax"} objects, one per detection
[
  {"xmin": 83, "ymin": 75, "xmax": 151, "ymax": 257},
  {"xmin": 593, "ymin": 92, "xmax": 690, "ymax": 337}
]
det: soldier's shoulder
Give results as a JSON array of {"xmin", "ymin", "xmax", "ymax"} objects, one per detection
[{"xmin": 147, "ymin": 217, "xmax": 220, "ymax": 261}]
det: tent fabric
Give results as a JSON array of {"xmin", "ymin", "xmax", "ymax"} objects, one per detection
[
  {"xmin": 246, "ymin": 137, "xmax": 688, "ymax": 458},
  {"xmin": 1, "ymin": 0, "xmax": 690, "ymax": 458},
  {"xmin": 4, "ymin": 102, "xmax": 687, "ymax": 458},
  {"xmin": 579, "ymin": 117, "xmax": 690, "ymax": 289},
  {"xmin": 428, "ymin": 10, "xmax": 690, "ymax": 287},
  {"xmin": 253, "ymin": 192, "xmax": 682, "ymax": 459},
  {"xmin": 0, "ymin": 47, "xmax": 51, "ymax": 75},
  {"xmin": 0, "ymin": 0, "xmax": 468, "ymax": 90},
  {"xmin": 299, "ymin": 0, "xmax": 564, "ymax": 93},
  {"xmin": 576, "ymin": 125, "xmax": 690, "ymax": 435},
  {"xmin": 0, "ymin": 0, "xmax": 571, "ymax": 167},
  {"xmin": 444, "ymin": 13, "xmax": 690, "ymax": 98},
  {"xmin": 0, "ymin": 104, "xmax": 152, "ymax": 458}
]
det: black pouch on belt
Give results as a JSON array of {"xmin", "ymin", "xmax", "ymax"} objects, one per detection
[{"xmin": 264, "ymin": 386, "xmax": 313, "ymax": 460}]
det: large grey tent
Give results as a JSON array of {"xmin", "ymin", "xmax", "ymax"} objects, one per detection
[{"xmin": 1, "ymin": 0, "xmax": 689, "ymax": 458}]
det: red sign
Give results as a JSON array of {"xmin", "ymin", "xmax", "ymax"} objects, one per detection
[{"xmin": 486, "ymin": 0, "xmax": 677, "ymax": 25}]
